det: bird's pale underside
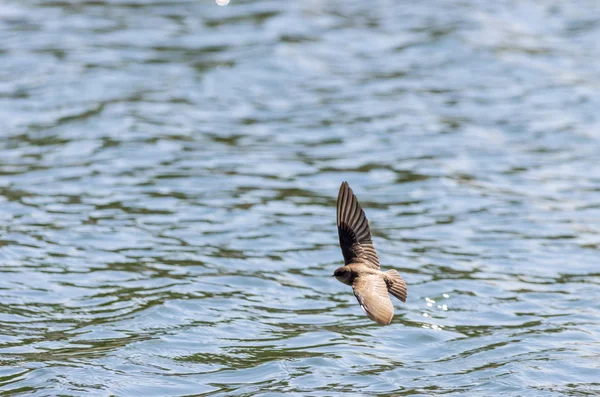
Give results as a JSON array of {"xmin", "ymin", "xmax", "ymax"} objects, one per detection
[{"xmin": 333, "ymin": 182, "xmax": 407, "ymax": 325}]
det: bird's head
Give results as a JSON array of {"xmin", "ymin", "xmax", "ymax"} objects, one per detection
[{"xmin": 333, "ymin": 266, "xmax": 352, "ymax": 285}]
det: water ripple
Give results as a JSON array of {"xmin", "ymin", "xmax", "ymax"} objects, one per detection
[{"xmin": 1, "ymin": 0, "xmax": 600, "ymax": 396}]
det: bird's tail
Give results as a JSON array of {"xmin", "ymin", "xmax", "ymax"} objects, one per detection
[{"xmin": 385, "ymin": 269, "xmax": 407, "ymax": 302}]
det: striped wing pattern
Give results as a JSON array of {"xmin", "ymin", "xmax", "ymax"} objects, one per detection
[{"xmin": 337, "ymin": 182, "xmax": 380, "ymax": 269}]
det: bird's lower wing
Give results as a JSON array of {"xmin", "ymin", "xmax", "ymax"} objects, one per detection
[{"xmin": 352, "ymin": 274, "xmax": 394, "ymax": 325}]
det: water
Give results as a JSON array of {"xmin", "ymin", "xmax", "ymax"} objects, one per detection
[{"xmin": 1, "ymin": 0, "xmax": 600, "ymax": 395}]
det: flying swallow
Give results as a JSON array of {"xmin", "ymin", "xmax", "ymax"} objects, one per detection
[{"xmin": 333, "ymin": 181, "xmax": 407, "ymax": 325}]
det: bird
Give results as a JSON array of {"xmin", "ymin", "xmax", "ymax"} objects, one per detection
[{"xmin": 333, "ymin": 181, "xmax": 407, "ymax": 325}]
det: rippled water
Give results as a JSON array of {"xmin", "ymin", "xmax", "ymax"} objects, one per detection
[{"xmin": 2, "ymin": 0, "xmax": 600, "ymax": 395}]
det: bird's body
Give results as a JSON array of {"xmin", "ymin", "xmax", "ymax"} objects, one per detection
[
  {"xmin": 333, "ymin": 263, "xmax": 389, "ymax": 285},
  {"xmin": 333, "ymin": 182, "xmax": 407, "ymax": 325}
]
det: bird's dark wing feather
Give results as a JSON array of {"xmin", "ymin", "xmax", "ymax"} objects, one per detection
[
  {"xmin": 337, "ymin": 182, "xmax": 380, "ymax": 269},
  {"xmin": 352, "ymin": 273, "xmax": 394, "ymax": 325}
]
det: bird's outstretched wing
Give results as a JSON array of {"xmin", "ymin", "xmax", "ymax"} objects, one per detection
[
  {"xmin": 337, "ymin": 181, "xmax": 380, "ymax": 269},
  {"xmin": 352, "ymin": 273, "xmax": 394, "ymax": 325}
]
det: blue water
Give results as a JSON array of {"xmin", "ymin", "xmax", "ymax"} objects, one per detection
[{"xmin": 1, "ymin": 0, "xmax": 600, "ymax": 395}]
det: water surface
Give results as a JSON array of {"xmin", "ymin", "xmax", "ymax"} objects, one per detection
[{"xmin": 1, "ymin": 0, "xmax": 600, "ymax": 396}]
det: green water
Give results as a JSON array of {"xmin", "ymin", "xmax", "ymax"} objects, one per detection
[{"xmin": 1, "ymin": 0, "xmax": 599, "ymax": 396}]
